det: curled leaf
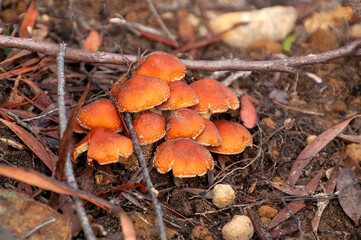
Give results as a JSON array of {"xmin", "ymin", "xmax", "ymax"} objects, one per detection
[{"xmin": 240, "ymin": 94, "xmax": 257, "ymax": 129}]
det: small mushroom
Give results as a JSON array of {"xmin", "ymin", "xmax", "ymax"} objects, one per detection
[
  {"xmin": 76, "ymin": 99, "xmax": 123, "ymax": 132},
  {"xmin": 133, "ymin": 111, "xmax": 166, "ymax": 145},
  {"xmin": 158, "ymin": 80, "xmax": 199, "ymax": 110},
  {"xmin": 135, "ymin": 51, "xmax": 186, "ymax": 83},
  {"xmin": 116, "ymin": 74, "xmax": 170, "ymax": 112},
  {"xmin": 208, "ymin": 120, "xmax": 252, "ymax": 155},
  {"xmin": 195, "ymin": 118, "xmax": 222, "ymax": 147},
  {"xmin": 165, "ymin": 108, "xmax": 205, "ymax": 140},
  {"xmin": 222, "ymin": 215, "xmax": 254, "ymax": 240},
  {"xmin": 72, "ymin": 127, "xmax": 133, "ymax": 166},
  {"xmin": 153, "ymin": 139, "xmax": 214, "ymax": 178},
  {"xmin": 212, "ymin": 184, "xmax": 236, "ymax": 208},
  {"xmin": 190, "ymin": 78, "xmax": 239, "ymax": 118}
]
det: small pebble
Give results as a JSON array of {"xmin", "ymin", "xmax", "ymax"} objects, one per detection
[
  {"xmin": 307, "ymin": 135, "xmax": 318, "ymax": 144},
  {"xmin": 260, "ymin": 118, "xmax": 276, "ymax": 132},
  {"xmin": 212, "ymin": 184, "xmax": 236, "ymax": 208},
  {"xmin": 345, "ymin": 143, "xmax": 361, "ymax": 163},
  {"xmin": 222, "ymin": 215, "xmax": 254, "ymax": 240}
]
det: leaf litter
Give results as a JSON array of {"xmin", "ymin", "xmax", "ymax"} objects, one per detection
[{"xmin": 1, "ymin": 0, "xmax": 361, "ymax": 239}]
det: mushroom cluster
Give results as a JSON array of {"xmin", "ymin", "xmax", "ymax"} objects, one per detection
[{"xmin": 71, "ymin": 51, "xmax": 253, "ymax": 177}]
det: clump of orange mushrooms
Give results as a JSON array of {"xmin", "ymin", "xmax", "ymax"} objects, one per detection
[{"xmin": 71, "ymin": 51, "xmax": 253, "ymax": 180}]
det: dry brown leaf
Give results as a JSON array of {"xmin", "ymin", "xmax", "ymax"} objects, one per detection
[
  {"xmin": 19, "ymin": 1, "xmax": 38, "ymax": 38},
  {"xmin": 0, "ymin": 118, "xmax": 57, "ymax": 171},
  {"xmin": 240, "ymin": 94, "xmax": 257, "ymax": 129},
  {"xmin": 268, "ymin": 202, "xmax": 306, "ymax": 229},
  {"xmin": 311, "ymin": 164, "xmax": 341, "ymax": 233},
  {"xmin": 83, "ymin": 29, "xmax": 101, "ymax": 51},
  {"xmin": 287, "ymin": 114, "xmax": 361, "ymax": 186},
  {"xmin": 0, "ymin": 65, "xmax": 39, "ymax": 79},
  {"xmin": 336, "ymin": 158, "xmax": 361, "ymax": 226},
  {"xmin": 0, "ymin": 188, "xmax": 71, "ymax": 239},
  {"xmin": 0, "ymin": 49, "xmax": 32, "ymax": 65},
  {"xmin": 0, "ymin": 165, "xmax": 136, "ymax": 239}
]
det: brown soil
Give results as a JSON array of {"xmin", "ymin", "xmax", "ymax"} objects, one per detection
[{"xmin": 1, "ymin": 0, "xmax": 361, "ymax": 239}]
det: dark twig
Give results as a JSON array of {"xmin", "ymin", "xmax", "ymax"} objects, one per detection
[
  {"xmin": 56, "ymin": 43, "xmax": 96, "ymax": 240},
  {"xmin": 0, "ymin": 36, "xmax": 360, "ymax": 72},
  {"xmin": 123, "ymin": 112, "xmax": 167, "ymax": 240},
  {"xmin": 246, "ymin": 206, "xmax": 272, "ymax": 240}
]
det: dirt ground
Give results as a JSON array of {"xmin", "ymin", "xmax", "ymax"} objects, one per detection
[{"xmin": 0, "ymin": 0, "xmax": 361, "ymax": 239}]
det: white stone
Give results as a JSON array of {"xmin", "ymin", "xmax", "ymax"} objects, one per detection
[
  {"xmin": 209, "ymin": 6, "xmax": 297, "ymax": 48},
  {"xmin": 222, "ymin": 215, "xmax": 254, "ymax": 240},
  {"xmin": 212, "ymin": 184, "xmax": 235, "ymax": 208}
]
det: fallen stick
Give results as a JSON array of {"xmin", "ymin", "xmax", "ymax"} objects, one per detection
[{"xmin": 0, "ymin": 35, "xmax": 360, "ymax": 72}]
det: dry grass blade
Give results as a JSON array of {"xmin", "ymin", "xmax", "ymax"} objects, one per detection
[
  {"xmin": 287, "ymin": 114, "xmax": 361, "ymax": 186},
  {"xmin": 0, "ymin": 165, "xmax": 136, "ymax": 240},
  {"xmin": 270, "ymin": 170, "xmax": 323, "ymax": 229},
  {"xmin": 0, "ymin": 118, "xmax": 57, "ymax": 171}
]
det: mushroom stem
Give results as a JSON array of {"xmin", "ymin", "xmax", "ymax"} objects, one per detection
[{"xmin": 123, "ymin": 112, "xmax": 167, "ymax": 240}]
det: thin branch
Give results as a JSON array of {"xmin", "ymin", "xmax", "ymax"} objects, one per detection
[
  {"xmin": 123, "ymin": 112, "xmax": 167, "ymax": 240},
  {"xmin": 21, "ymin": 218, "xmax": 56, "ymax": 240},
  {"xmin": 56, "ymin": 43, "xmax": 97, "ymax": 240},
  {"xmin": 0, "ymin": 35, "xmax": 360, "ymax": 72},
  {"xmin": 144, "ymin": 0, "xmax": 179, "ymax": 47}
]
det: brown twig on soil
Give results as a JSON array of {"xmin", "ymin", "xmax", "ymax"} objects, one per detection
[
  {"xmin": 1, "ymin": 36, "xmax": 361, "ymax": 72},
  {"xmin": 246, "ymin": 206, "xmax": 272, "ymax": 240},
  {"xmin": 56, "ymin": 43, "xmax": 97, "ymax": 240}
]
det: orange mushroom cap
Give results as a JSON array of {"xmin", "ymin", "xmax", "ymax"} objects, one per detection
[
  {"xmin": 72, "ymin": 127, "xmax": 134, "ymax": 165},
  {"xmin": 109, "ymin": 75, "xmax": 127, "ymax": 97},
  {"xmin": 165, "ymin": 108, "xmax": 205, "ymax": 140},
  {"xmin": 116, "ymin": 75, "xmax": 170, "ymax": 112},
  {"xmin": 195, "ymin": 118, "xmax": 222, "ymax": 147},
  {"xmin": 153, "ymin": 139, "xmax": 214, "ymax": 178},
  {"xmin": 190, "ymin": 79, "xmax": 240, "ymax": 114},
  {"xmin": 208, "ymin": 120, "xmax": 252, "ymax": 154},
  {"xmin": 77, "ymin": 99, "xmax": 123, "ymax": 132},
  {"xmin": 73, "ymin": 120, "xmax": 88, "ymax": 134},
  {"xmin": 157, "ymin": 80, "xmax": 199, "ymax": 110},
  {"xmin": 133, "ymin": 111, "xmax": 166, "ymax": 145},
  {"xmin": 134, "ymin": 51, "xmax": 186, "ymax": 83}
]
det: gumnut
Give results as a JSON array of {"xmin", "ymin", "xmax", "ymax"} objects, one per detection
[
  {"xmin": 222, "ymin": 215, "xmax": 254, "ymax": 240},
  {"xmin": 212, "ymin": 184, "xmax": 235, "ymax": 208},
  {"xmin": 258, "ymin": 205, "xmax": 278, "ymax": 218}
]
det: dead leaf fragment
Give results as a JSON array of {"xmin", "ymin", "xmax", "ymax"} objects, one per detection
[
  {"xmin": 287, "ymin": 115, "xmax": 361, "ymax": 186},
  {"xmin": 240, "ymin": 94, "xmax": 257, "ymax": 129},
  {"xmin": 268, "ymin": 202, "xmax": 305, "ymax": 229},
  {"xmin": 0, "ymin": 165, "xmax": 136, "ymax": 239},
  {"xmin": 0, "ymin": 188, "xmax": 71, "ymax": 239},
  {"xmin": 337, "ymin": 158, "xmax": 361, "ymax": 226},
  {"xmin": 0, "ymin": 118, "xmax": 57, "ymax": 171},
  {"xmin": 83, "ymin": 29, "xmax": 101, "ymax": 51},
  {"xmin": 19, "ymin": 1, "xmax": 38, "ymax": 38}
]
